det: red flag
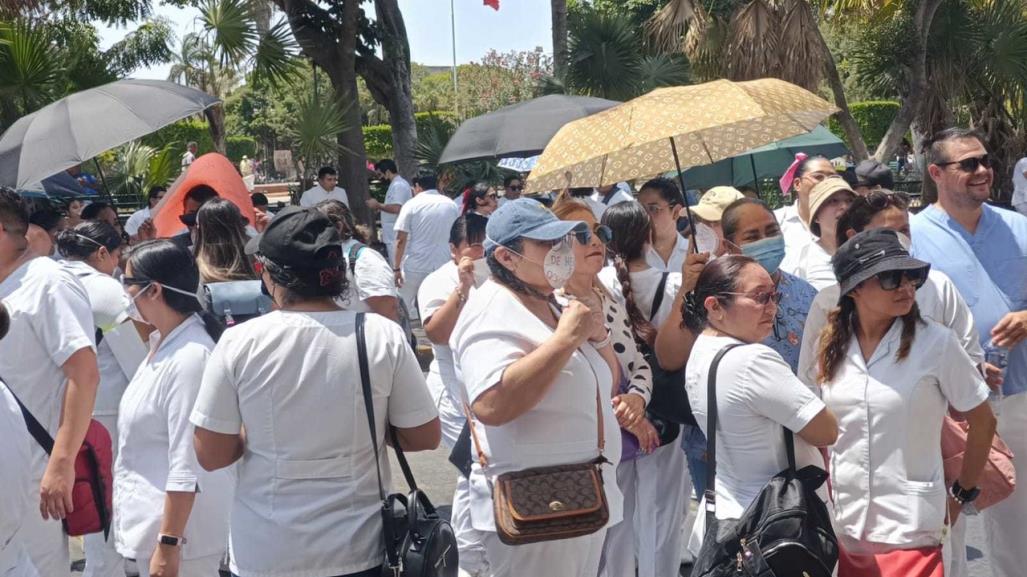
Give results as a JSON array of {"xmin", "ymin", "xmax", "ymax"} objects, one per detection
[{"xmin": 484, "ymin": 0, "xmax": 499, "ymax": 10}]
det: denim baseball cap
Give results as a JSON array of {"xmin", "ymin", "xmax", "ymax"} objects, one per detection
[{"xmin": 484, "ymin": 198, "xmax": 586, "ymax": 251}]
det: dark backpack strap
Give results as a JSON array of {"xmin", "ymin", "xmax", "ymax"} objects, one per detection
[
  {"xmin": 704, "ymin": 343, "xmax": 743, "ymax": 529},
  {"xmin": 347, "ymin": 242, "xmax": 366, "ymax": 276},
  {"xmin": 649, "ymin": 272, "xmax": 670, "ymax": 323},
  {"xmin": 602, "ymin": 187, "xmax": 618, "ymax": 205},
  {"xmin": 4, "ymin": 380, "xmax": 55, "ymax": 455}
]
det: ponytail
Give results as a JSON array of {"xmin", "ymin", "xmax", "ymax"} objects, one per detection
[{"xmin": 613, "ymin": 255, "xmax": 657, "ymax": 345}]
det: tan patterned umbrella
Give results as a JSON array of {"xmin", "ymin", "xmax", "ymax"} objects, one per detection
[{"xmin": 524, "ymin": 78, "xmax": 838, "ymax": 194}]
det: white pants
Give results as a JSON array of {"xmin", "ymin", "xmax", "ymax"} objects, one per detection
[
  {"xmin": 982, "ymin": 392, "xmax": 1027, "ymax": 577},
  {"xmin": 84, "ymin": 416, "xmax": 126, "ymax": 577},
  {"xmin": 599, "ymin": 459, "xmax": 638, "ymax": 577},
  {"xmin": 452, "ymin": 476, "xmax": 489, "ymax": 575},
  {"xmin": 398, "ymin": 269, "xmax": 430, "ymax": 321},
  {"xmin": 484, "ymin": 528, "xmax": 606, "ymax": 577},
  {"xmin": 18, "ymin": 505, "xmax": 68, "ymax": 577},
  {"xmin": 634, "ymin": 442, "xmax": 690, "ymax": 577},
  {"xmin": 0, "ymin": 538, "xmax": 40, "ymax": 577},
  {"xmin": 134, "ymin": 553, "xmax": 221, "ymax": 577},
  {"xmin": 942, "ymin": 514, "xmax": 968, "ymax": 577}
]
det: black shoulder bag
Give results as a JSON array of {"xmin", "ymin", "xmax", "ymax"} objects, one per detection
[
  {"xmin": 639, "ymin": 272, "xmax": 696, "ymax": 430},
  {"xmin": 692, "ymin": 344, "xmax": 838, "ymax": 577},
  {"xmin": 356, "ymin": 313, "xmax": 459, "ymax": 577}
]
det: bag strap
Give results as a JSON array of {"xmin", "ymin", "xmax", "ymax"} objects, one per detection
[
  {"xmin": 4, "ymin": 380, "xmax": 55, "ymax": 455},
  {"xmin": 649, "ymin": 272, "xmax": 670, "ymax": 322},
  {"xmin": 347, "ymin": 242, "xmax": 366, "ymax": 276},
  {"xmin": 704, "ymin": 343, "xmax": 743, "ymax": 528},
  {"xmin": 602, "ymin": 188, "xmax": 618, "ymax": 205}
]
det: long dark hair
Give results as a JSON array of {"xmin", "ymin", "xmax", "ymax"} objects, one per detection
[
  {"xmin": 127, "ymin": 240, "xmax": 223, "ymax": 342},
  {"xmin": 461, "ymin": 182, "xmax": 492, "ymax": 215},
  {"xmin": 818, "ymin": 295, "xmax": 924, "ymax": 384},
  {"xmin": 56, "ymin": 221, "xmax": 122, "ymax": 260},
  {"xmin": 315, "ymin": 199, "xmax": 367, "ymax": 244},
  {"xmin": 834, "ymin": 189, "xmax": 910, "ymax": 248},
  {"xmin": 682, "ymin": 255, "xmax": 757, "ymax": 333},
  {"xmin": 193, "ymin": 198, "xmax": 256, "ymax": 283},
  {"xmin": 602, "ymin": 201, "xmax": 657, "ymax": 345},
  {"xmin": 638, "ymin": 177, "xmax": 684, "ymax": 206}
]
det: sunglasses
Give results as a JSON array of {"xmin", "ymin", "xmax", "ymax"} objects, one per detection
[
  {"xmin": 875, "ymin": 268, "xmax": 928, "ymax": 291},
  {"xmin": 179, "ymin": 212, "xmax": 198, "ymax": 227},
  {"xmin": 721, "ymin": 291, "xmax": 783, "ymax": 306},
  {"xmin": 121, "ymin": 275, "xmax": 151, "ymax": 287},
  {"xmin": 592, "ymin": 224, "xmax": 613, "ymax": 245},
  {"xmin": 934, "ymin": 154, "xmax": 992, "ymax": 173},
  {"xmin": 570, "ymin": 229, "xmax": 592, "ymax": 246},
  {"xmin": 863, "ymin": 189, "xmax": 910, "ymax": 211}
]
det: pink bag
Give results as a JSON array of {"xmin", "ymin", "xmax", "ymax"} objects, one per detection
[{"xmin": 941, "ymin": 415, "xmax": 1015, "ymax": 511}]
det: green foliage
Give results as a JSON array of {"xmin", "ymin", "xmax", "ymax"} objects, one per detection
[
  {"xmin": 415, "ymin": 114, "xmax": 515, "ymax": 194},
  {"xmin": 288, "ymin": 94, "xmax": 350, "ymax": 171},
  {"xmin": 569, "ymin": 0, "xmax": 664, "ymax": 27},
  {"xmin": 362, "ymin": 113, "xmax": 457, "ymax": 161},
  {"xmin": 106, "ymin": 141, "xmax": 177, "ymax": 200},
  {"xmin": 0, "ymin": 22, "xmax": 64, "ymax": 119},
  {"xmin": 140, "ymin": 118, "xmax": 214, "ymax": 157},
  {"xmin": 363, "ymin": 125, "xmax": 393, "ymax": 159},
  {"xmin": 225, "ymin": 135, "xmax": 255, "ymax": 163},
  {"xmin": 828, "ymin": 100, "xmax": 899, "ymax": 149}
]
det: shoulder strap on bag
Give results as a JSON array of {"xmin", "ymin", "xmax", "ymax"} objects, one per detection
[
  {"xmin": 649, "ymin": 272, "xmax": 670, "ymax": 322},
  {"xmin": 704, "ymin": 343, "xmax": 743, "ymax": 528},
  {"xmin": 347, "ymin": 242, "xmax": 366, "ymax": 276},
  {"xmin": 4, "ymin": 380, "xmax": 55, "ymax": 455}
]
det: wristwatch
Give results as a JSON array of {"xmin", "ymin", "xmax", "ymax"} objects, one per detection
[
  {"xmin": 950, "ymin": 480, "xmax": 981, "ymax": 505},
  {"xmin": 157, "ymin": 533, "xmax": 187, "ymax": 547}
]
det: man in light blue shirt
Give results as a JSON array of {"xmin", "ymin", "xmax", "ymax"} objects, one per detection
[{"xmin": 910, "ymin": 127, "xmax": 1027, "ymax": 577}]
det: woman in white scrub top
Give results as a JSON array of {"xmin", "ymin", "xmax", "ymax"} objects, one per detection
[
  {"xmin": 450, "ymin": 198, "xmax": 624, "ymax": 577},
  {"xmin": 682, "ymin": 255, "xmax": 838, "ymax": 553},
  {"xmin": 57, "ymin": 222, "xmax": 135, "ymax": 577},
  {"xmin": 114, "ymin": 241, "xmax": 234, "ymax": 577},
  {"xmin": 815, "ymin": 229, "xmax": 996, "ymax": 577},
  {"xmin": 794, "ymin": 176, "xmax": 855, "ymax": 290},
  {"xmin": 416, "ymin": 213, "xmax": 491, "ymax": 576},
  {"xmin": 638, "ymin": 178, "xmax": 690, "ymax": 273}
]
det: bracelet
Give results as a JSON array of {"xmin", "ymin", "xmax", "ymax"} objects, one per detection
[{"xmin": 589, "ymin": 329, "xmax": 612, "ymax": 349}]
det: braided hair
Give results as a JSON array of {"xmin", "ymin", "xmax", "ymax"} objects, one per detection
[{"xmin": 601, "ymin": 201, "xmax": 658, "ymax": 345}]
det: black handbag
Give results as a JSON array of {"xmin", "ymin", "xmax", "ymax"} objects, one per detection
[
  {"xmin": 355, "ymin": 313, "xmax": 459, "ymax": 577},
  {"xmin": 639, "ymin": 272, "xmax": 694, "ymax": 432},
  {"xmin": 692, "ymin": 344, "xmax": 838, "ymax": 577}
]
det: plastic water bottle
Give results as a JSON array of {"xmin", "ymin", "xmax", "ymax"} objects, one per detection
[{"xmin": 983, "ymin": 340, "xmax": 1007, "ymax": 415}]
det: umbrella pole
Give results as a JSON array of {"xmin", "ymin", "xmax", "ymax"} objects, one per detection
[
  {"xmin": 669, "ymin": 138, "xmax": 698, "ymax": 254},
  {"xmin": 749, "ymin": 155, "xmax": 761, "ymax": 199},
  {"xmin": 93, "ymin": 158, "xmax": 117, "ymax": 207}
]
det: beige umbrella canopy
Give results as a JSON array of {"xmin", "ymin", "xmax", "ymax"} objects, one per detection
[{"xmin": 524, "ymin": 78, "xmax": 839, "ymax": 193}]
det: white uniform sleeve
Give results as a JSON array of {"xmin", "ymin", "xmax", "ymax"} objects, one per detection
[
  {"xmin": 387, "ymin": 180, "xmax": 413, "ymax": 205},
  {"xmin": 933, "ymin": 271, "xmax": 985, "ymax": 364},
  {"xmin": 417, "ymin": 269, "xmax": 454, "ymax": 323},
  {"xmin": 299, "ymin": 187, "xmax": 316, "ymax": 208},
  {"xmin": 91, "ymin": 276, "xmax": 131, "ymax": 331},
  {"xmin": 798, "ymin": 288, "xmax": 835, "ymax": 387},
  {"xmin": 162, "ymin": 345, "xmax": 210, "ymax": 492},
  {"xmin": 124, "ymin": 210, "xmax": 146, "ymax": 236},
  {"xmin": 376, "ymin": 316, "xmax": 437, "ymax": 428},
  {"xmin": 38, "ymin": 272, "xmax": 96, "ymax": 368},
  {"xmin": 353, "ymin": 249, "xmax": 398, "ymax": 301},
  {"xmin": 936, "ymin": 329, "xmax": 991, "ymax": 413},
  {"xmin": 190, "ymin": 342, "xmax": 243, "ymax": 435},
  {"xmin": 394, "ymin": 201, "xmax": 413, "ymax": 234},
  {"xmin": 741, "ymin": 346, "xmax": 826, "ymax": 433},
  {"xmin": 455, "ymin": 323, "xmax": 529, "ymax": 404}
]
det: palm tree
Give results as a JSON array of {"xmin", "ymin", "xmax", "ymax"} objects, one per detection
[
  {"xmin": 0, "ymin": 22, "xmax": 63, "ymax": 127},
  {"xmin": 552, "ymin": 0, "xmax": 568, "ymax": 79}
]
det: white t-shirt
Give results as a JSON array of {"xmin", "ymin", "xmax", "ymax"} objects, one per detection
[
  {"xmin": 190, "ymin": 310, "xmax": 437, "ymax": 577},
  {"xmin": 1012, "ymin": 157, "xmax": 1027, "ymax": 207},
  {"xmin": 300, "ymin": 184, "xmax": 349, "ymax": 208},
  {"xmin": 124, "ymin": 207, "xmax": 151, "ymax": 236},
  {"xmin": 644, "ymin": 234, "xmax": 690, "ymax": 273},
  {"xmin": 823, "ymin": 320, "xmax": 989, "ymax": 551},
  {"xmin": 335, "ymin": 239, "xmax": 398, "ymax": 314},
  {"xmin": 793, "ymin": 240, "xmax": 836, "ymax": 291},
  {"xmin": 598, "ymin": 266, "xmax": 682, "ymax": 327},
  {"xmin": 0, "ymin": 382, "xmax": 34, "ymax": 570},
  {"xmin": 685, "ymin": 334, "xmax": 825, "ymax": 549},
  {"xmin": 591, "ymin": 186, "xmax": 634, "ymax": 208},
  {"xmin": 798, "ymin": 269, "xmax": 983, "ymax": 386},
  {"xmin": 450, "ymin": 280, "xmax": 623, "ymax": 532},
  {"xmin": 394, "ymin": 190, "xmax": 460, "ymax": 273},
  {"xmin": 0, "ymin": 256, "xmax": 95, "ymax": 478},
  {"xmin": 381, "ymin": 176, "xmax": 413, "ymax": 245},
  {"xmin": 61, "ymin": 261, "xmax": 133, "ymax": 418},
  {"xmin": 776, "ymin": 203, "xmax": 815, "ymax": 277},
  {"xmin": 114, "ymin": 315, "xmax": 234, "ymax": 561}
]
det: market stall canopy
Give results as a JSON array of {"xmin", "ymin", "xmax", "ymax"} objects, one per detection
[
  {"xmin": 0, "ymin": 79, "xmax": 220, "ymax": 189},
  {"xmin": 438, "ymin": 94, "xmax": 619, "ymax": 165},
  {"xmin": 525, "ymin": 78, "xmax": 839, "ymax": 193}
]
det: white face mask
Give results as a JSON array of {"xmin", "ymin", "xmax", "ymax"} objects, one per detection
[
  {"xmin": 472, "ymin": 258, "xmax": 490, "ymax": 287},
  {"xmin": 693, "ymin": 221, "xmax": 721, "ymax": 255},
  {"xmin": 539, "ymin": 239, "xmax": 576, "ymax": 289},
  {"xmin": 126, "ymin": 283, "xmax": 151, "ymax": 324}
]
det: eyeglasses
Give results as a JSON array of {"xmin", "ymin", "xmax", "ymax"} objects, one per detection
[
  {"xmin": 645, "ymin": 203, "xmax": 676, "ymax": 215},
  {"xmin": 875, "ymin": 268, "xmax": 928, "ymax": 291},
  {"xmin": 121, "ymin": 275, "xmax": 151, "ymax": 287},
  {"xmin": 720, "ymin": 291, "xmax": 783, "ymax": 306},
  {"xmin": 934, "ymin": 154, "xmax": 992, "ymax": 173},
  {"xmin": 485, "ymin": 192, "xmax": 498, "ymax": 200}
]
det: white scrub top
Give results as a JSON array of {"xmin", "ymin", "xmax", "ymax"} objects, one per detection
[
  {"xmin": 450, "ymin": 279, "xmax": 624, "ymax": 533},
  {"xmin": 644, "ymin": 234, "xmax": 690, "ymax": 273},
  {"xmin": 335, "ymin": 238, "xmax": 398, "ymax": 314},
  {"xmin": 381, "ymin": 175, "xmax": 413, "ymax": 245},
  {"xmin": 393, "ymin": 190, "xmax": 460, "ymax": 274},
  {"xmin": 775, "ymin": 203, "xmax": 815, "ymax": 278},
  {"xmin": 418, "ymin": 260, "xmax": 469, "ymax": 408},
  {"xmin": 792, "ymin": 239, "xmax": 836, "ymax": 291},
  {"xmin": 190, "ymin": 310, "xmax": 437, "ymax": 577},
  {"xmin": 798, "ymin": 269, "xmax": 984, "ymax": 387},
  {"xmin": 299, "ymin": 184, "xmax": 349, "ymax": 208},
  {"xmin": 0, "ymin": 382, "xmax": 35, "ymax": 572},
  {"xmin": 821, "ymin": 319, "xmax": 989, "ymax": 552},
  {"xmin": 114, "ymin": 314, "xmax": 234, "ymax": 561}
]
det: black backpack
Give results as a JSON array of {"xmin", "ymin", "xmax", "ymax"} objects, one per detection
[
  {"xmin": 692, "ymin": 344, "xmax": 838, "ymax": 577},
  {"xmin": 203, "ymin": 280, "xmax": 272, "ymax": 327},
  {"xmin": 639, "ymin": 272, "xmax": 696, "ymax": 429}
]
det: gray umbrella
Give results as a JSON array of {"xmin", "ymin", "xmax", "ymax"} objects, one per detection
[
  {"xmin": 438, "ymin": 94, "xmax": 619, "ymax": 165},
  {"xmin": 0, "ymin": 79, "xmax": 220, "ymax": 189}
]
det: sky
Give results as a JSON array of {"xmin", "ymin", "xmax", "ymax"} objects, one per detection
[{"xmin": 96, "ymin": 0, "xmax": 554, "ymax": 80}]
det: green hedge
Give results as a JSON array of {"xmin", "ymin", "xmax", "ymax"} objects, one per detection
[
  {"xmin": 226, "ymin": 136, "xmax": 257, "ymax": 163},
  {"xmin": 141, "ymin": 119, "xmax": 214, "ymax": 157},
  {"xmin": 362, "ymin": 111, "xmax": 458, "ymax": 161},
  {"xmin": 829, "ymin": 101, "xmax": 900, "ymax": 150}
]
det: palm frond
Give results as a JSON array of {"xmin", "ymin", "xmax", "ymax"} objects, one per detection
[
  {"xmin": 288, "ymin": 94, "xmax": 350, "ymax": 169},
  {"xmin": 683, "ymin": 8, "xmax": 727, "ymax": 81},
  {"xmin": 0, "ymin": 22, "xmax": 64, "ymax": 110},
  {"xmin": 725, "ymin": 0, "xmax": 782, "ymax": 81},
  {"xmin": 779, "ymin": 0, "xmax": 825, "ymax": 91},
  {"xmin": 199, "ymin": 0, "xmax": 258, "ymax": 69},
  {"xmin": 566, "ymin": 9, "xmax": 642, "ymax": 100},
  {"xmin": 534, "ymin": 75, "xmax": 568, "ymax": 96},
  {"xmin": 646, "ymin": 0, "xmax": 698, "ymax": 53},
  {"xmin": 636, "ymin": 54, "xmax": 691, "ymax": 93},
  {"xmin": 250, "ymin": 18, "xmax": 299, "ymax": 85}
]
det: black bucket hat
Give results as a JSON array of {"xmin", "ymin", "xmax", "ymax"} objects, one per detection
[
  {"xmin": 832, "ymin": 228, "xmax": 930, "ymax": 299},
  {"xmin": 244, "ymin": 206, "xmax": 343, "ymax": 268}
]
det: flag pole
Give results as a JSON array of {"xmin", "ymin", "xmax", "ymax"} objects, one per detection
[{"xmin": 451, "ymin": 0, "xmax": 460, "ymax": 119}]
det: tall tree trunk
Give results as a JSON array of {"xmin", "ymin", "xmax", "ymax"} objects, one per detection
[
  {"xmin": 373, "ymin": 0, "xmax": 419, "ymax": 180},
  {"xmin": 872, "ymin": 0, "xmax": 943, "ymax": 162},
  {"xmin": 820, "ymin": 42, "xmax": 869, "ymax": 161},
  {"xmin": 552, "ymin": 0, "xmax": 568, "ymax": 79},
  {"xmin": 205, "ymin": 104, "xmax": 227, "ymax": 154}
]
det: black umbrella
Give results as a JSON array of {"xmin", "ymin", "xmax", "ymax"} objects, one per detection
[
  {"xmin": 438, "ymin": 94, "xmax": 619, "ymax": 165},
  {"xmin": 0, "ymin": 79, "xmax": 220, "ymax": 190}
]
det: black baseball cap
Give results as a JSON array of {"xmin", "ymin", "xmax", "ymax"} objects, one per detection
[
  {"xmin": 245, "ymin": 206, "xmax": 343, "ymax": 268},
  {"xmin": 832, "ymin": 228, "xmax": 930, "ymax": 299},
  {"xmin": 855, "ymin": 159, "xmax": 895, "ymax": 189}
]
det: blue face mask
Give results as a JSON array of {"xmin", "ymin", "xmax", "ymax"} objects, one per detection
[{"xmin": 741, "ymin": 235, "xmax": 786, "ymax": 275}]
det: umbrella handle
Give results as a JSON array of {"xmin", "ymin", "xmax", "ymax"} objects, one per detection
[{"xmin": 669, "ymin": 138, "xmax": 698, "ymax": 254}]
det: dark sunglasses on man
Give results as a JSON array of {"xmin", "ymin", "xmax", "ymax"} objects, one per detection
[
  {"xmin": 875, "ymin": 267, "xmax": 929, "ymax": 291},
  {"xmin": 934, "ymin": 154, "xmax": 992, "ymax": 173}
]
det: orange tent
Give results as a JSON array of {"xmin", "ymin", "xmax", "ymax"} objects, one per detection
[{"xmin": 152, "ymin": 152, "xmax": 256, "ymax": 238}]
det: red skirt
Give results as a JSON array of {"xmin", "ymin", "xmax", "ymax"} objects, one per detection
[{"xmin": 838, "ymin": 545, "xmax": 943, "ymax": 577}]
